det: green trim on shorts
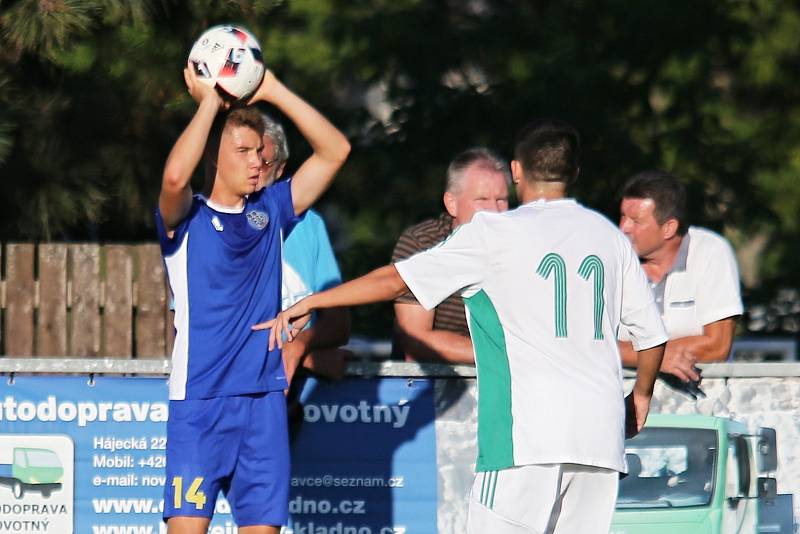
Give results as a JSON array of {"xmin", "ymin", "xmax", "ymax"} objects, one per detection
[
  {"xmin": 479, "ymin": 471, "xmax": 499, "ymax": 509},
  {"xmin": 465, "ymin": 289, "xmax": 514, "ymax": 471}
]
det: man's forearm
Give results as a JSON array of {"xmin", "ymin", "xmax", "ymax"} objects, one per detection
[
  {"xmin": 280, "ymin": 308, "xmax": 349, "ymax": 366},
  {"xmin": 283, "ymin": 307, "xmax": 350, "ymax": 382},
  {"xmin": 160, "ymin": 97, "xmax": 219, "ymax": 228},
  {"xmin": 632, "ymin": 344, "xmax": 666, "ymax": 396},
  {"xmin": 266, "ymin": 79, "xmax": 350, "ymax": 213},
  {"xmin": 301, "ymin": 307, "xmax": 350, "ymax": 353},
  {"xmin": 621, "ymin": 334, "xmax": 730, "ymax": 366},
  {"xmin": 268, "ymin": 80, "xmax": 350, "ymax": 164},
  {"xmin": 618, "ymin": 341, "xmax": 638, "ymax": 367},
  {"xmin": 163, "ymin": 100, "xmax": 216, "ymax": 186},
  {"xmin": 399, "ymin": 329, "xmax": 474, "ymax": 364},
  {"xmin": 655, "ymin": 317, "xmax": 737, "ymax": 363},
  {"xmin": 306, "ymin": 265, "xmax": 408, "ymax": 311},
  {"xmin": 665, "ymin": 333, "xmax": 732, "ymax": 362}
]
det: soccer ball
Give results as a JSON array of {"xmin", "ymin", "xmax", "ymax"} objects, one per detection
[{"xmin": 188, "ymin": 25, "xmax": 265, "ymax": 101}]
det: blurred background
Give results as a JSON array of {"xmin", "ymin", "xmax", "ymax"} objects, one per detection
[{"xmin": 0, "ymin": 0, "xmax": 798, "ymax": 342}]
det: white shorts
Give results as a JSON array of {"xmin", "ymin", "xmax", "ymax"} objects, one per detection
[{"xmin": 467, "ymin": 463, "xmax": 618, "ymax": 534}]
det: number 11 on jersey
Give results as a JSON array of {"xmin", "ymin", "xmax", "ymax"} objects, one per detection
[{"xmin": 537, "ymin": 253, "xmax": 605, "ymax": 340}]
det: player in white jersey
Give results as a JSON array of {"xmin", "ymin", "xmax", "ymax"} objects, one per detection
[{"xmin": 255, "ymin": 119, "xmax": 667, "ymax": 533}]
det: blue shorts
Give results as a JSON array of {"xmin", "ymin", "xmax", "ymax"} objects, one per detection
[{"xmin": 163, "ymin": 392, "xmax": 289, "ymax": 526}]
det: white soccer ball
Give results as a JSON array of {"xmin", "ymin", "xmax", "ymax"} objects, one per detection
[{"xmin": 188, "ymin": 25, "xmax": 265, "ymax": 101}]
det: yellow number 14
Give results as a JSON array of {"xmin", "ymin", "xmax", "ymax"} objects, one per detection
[{"xmin": 172, "ymin": 476, "xmax": 207, "ymax": 510}]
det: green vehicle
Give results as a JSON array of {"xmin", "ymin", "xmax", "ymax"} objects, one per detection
[
  {"xmin": 0, "ymin": 447, "xmax": 63, "ymax": 499},
  {"xmin": 611, "ymin": 414, "xmax": 791, "ymax": 534}
]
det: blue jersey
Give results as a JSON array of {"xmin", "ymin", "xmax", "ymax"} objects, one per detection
[
  {"xmin": 281, "ymin": 210, "xmax": 342, "ymax": 318},
  {"xmin": 156, "ymin": 181, "xmax": 297, "ymax": 400}
]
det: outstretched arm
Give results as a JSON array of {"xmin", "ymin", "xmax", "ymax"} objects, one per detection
[
  {"xmin": 253, "ymin": 265, "xmax": 406, "ymax": 349},
  {"xmin": 248, "ymin": 72, "xmax": 350, "ymax": 215},
  {"xmin": 160, "ymin": 66, "xmax": 225, "ymax": 231}
]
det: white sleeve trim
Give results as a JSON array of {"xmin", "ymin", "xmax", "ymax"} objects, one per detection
[
  {"xmin": 697, "ymin": 305, "xmax": 744, "ymax": 327},
  {"xmin": 395, "ymin": 260, "xmax": 441, "ymax": 311}
]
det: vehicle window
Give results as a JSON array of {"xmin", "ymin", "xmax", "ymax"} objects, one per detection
[
  {"xmin": 14, "ymin": 449, "xmax": 27, "ymax": 468},
  {"xmin": 732, "ymin": 436, "xmax": 751, "ymax": 496},
  {"xmin": 726, "ymin": 441, "xmax": 739, "ymax": 497},
  {"xmin": 24, "ymin": 449, "xmax": 61, "ymax": 468},
  {"xmin": 617, "ymin": 428, "xmax": 717, "ymax": 509}
]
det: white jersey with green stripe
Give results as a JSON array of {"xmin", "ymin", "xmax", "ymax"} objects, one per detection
[{"xmin": 395, "ymin": 198, "xmax": 667, "ymax": 473}]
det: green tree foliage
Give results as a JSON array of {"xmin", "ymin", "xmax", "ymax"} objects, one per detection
[{"xmin": 0, "ymin": 0, "xmax": 798, "ymax": 335}]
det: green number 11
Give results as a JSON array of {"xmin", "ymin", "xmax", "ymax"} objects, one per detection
[{"xmin": 536, "ymin": 253, "xmax": 605, "ymax": 340}]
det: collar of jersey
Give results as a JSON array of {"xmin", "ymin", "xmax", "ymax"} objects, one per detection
[
  {"xmin": 522, "ymin": 197, "xmax": 577, "ymax": 207},
  {"xmin": 201, "ymin": 195, "xmax": 246, "ymax": 214}
]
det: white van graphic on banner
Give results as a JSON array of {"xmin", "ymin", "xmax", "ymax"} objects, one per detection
[{"xmin": 0, "ymin": 434, "xmax": 74, "ymax": 534}]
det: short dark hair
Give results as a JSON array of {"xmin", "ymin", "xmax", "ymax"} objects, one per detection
[
  {"xmin": 513, "ymin": 119, "xmax": 580, "ymax": 184},
  {"xmin": 204, "ymin": 106, "xmax": 265, "ymax": 180},
  {"xmin": 207, "ymin": 106, "xmax": 265, "ymax": 150},
  {"xmin": 621, "ymin": 170, "xmax": 688, "ymax": 235},
  {"xmin": 223, "ymin": 106, "xmax": 265, "ymax": 138}
]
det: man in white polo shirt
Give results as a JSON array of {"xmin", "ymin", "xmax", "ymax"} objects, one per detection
[
  {"xmin": 618, "ymin": 171, "xmax": 743, "ymax": 387},
  {"xmin": 257, "ymin": 119, "xmax": 667, "ymax": 534}
]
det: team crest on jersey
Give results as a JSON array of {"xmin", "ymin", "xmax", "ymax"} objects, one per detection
[{"xmin": 246, "ymin": 210, "xmax": 269, "ymax": 230}]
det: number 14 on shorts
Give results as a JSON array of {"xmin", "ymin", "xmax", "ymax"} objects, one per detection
[{"xmin": 172, "ymin": 476, "xmax": 207, "ymax": 510}]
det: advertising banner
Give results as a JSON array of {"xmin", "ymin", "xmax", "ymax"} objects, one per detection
[
  {"xmin": 0, "ymin": 375, "xmax": 437, "ymax": 534},
  {"xmin": 288, "ymin": 377, "xmax": 437, "ymax": 534}
]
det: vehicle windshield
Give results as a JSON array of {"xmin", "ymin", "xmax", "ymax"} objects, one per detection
[
  {"xmin": 24, "ymin": 450, "xmax": 62, "ymax": 468},
  {"xmin": 617, "ymin": 428, "xmax": 717, "ymax": 509}
]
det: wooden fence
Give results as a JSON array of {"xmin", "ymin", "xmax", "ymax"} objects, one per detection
[{"xmin": 0, "ymin": 243, "xmax": 173, "ymax": 358}]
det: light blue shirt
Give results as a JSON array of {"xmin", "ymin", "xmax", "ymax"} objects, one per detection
[{"xmin": 282, "ymin": 209, "xmax": 342, "ymax": 325}]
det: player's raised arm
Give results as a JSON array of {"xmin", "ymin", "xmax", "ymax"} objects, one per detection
[
  {"xmin": 248, "ymin": 71, "xmax": 350, "ymax": 215},
  {"xmin": 159, "ymin": 66, "xmax": 226, "ymax": 231}
]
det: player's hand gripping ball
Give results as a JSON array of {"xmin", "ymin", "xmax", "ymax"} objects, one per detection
[{"xmin": 188, "ymin": 25, "xmax": 265, "ymax": 101}]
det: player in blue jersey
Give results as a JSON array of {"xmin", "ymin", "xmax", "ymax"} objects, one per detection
[{"xmin": 156, "ymin": 66, "xmax": 350, "ymax": 534}]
